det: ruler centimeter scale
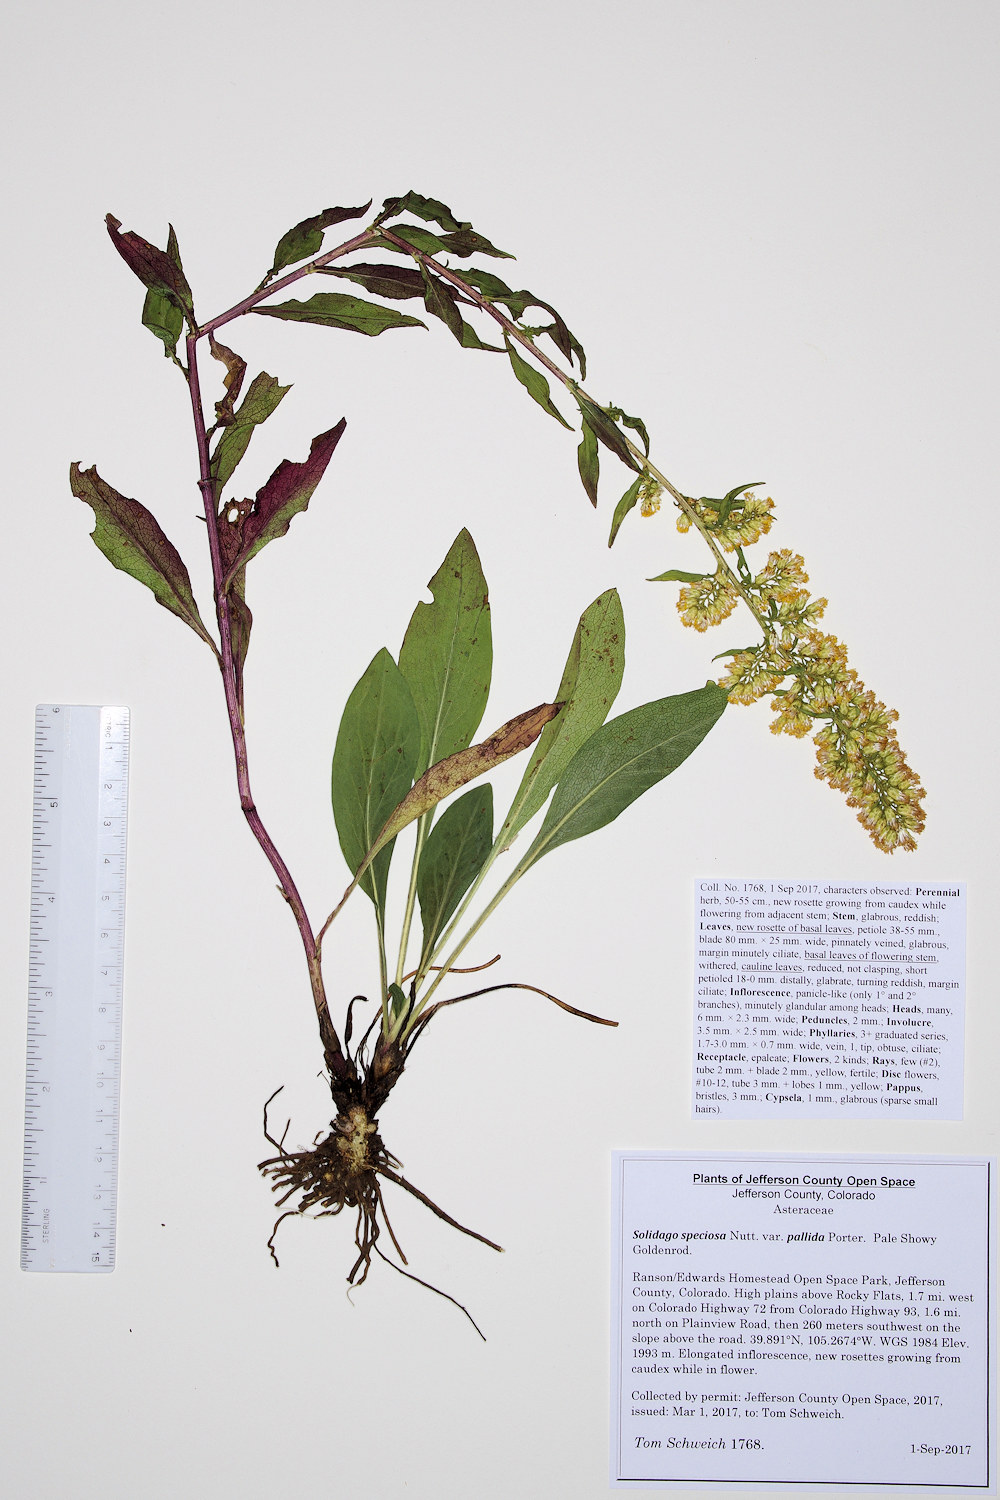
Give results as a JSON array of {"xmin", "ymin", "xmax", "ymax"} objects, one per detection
[{"xmin": 22, "ymin": 705, "xmax": 130, "ymax": 1272}]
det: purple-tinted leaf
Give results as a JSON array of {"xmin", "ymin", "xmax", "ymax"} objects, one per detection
[
  {"xmin": 319, "ymin": 262, "xmax": 426, "ymax": 300},
  {"xmin": 141, "ymin": 226, "xmax": 185, "ymax": 359},
  {"xmin": 266, "ymin": 202, "xmax": 372, "ymax": 280},
  {"xmin": 209, "ymin": 334, "xmax": 248, "ymax": 429},
  {"xmin": 420, "ymin": 265, "xmax": 464, "ymax": 343},
  {"xmin": 219, "ymin": 419, "xmax": 346, "ymax": 584},
  {"xmin": 574, "ymin": 394, "xmax": 641, "ymax": 473},
  {"xmin": 106, "ymin": 215, "xmax": 194, "ymax": 319},
  {"xmin": 227, "ymin": 567, "xmax": 253, "ymax": 713},
  {"xmin": 70, "ymin": 462, "xmax": 215, "ymax": 649}
]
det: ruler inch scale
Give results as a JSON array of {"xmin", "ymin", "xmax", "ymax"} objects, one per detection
[{"xmin": 22, "ymin": 704, "xmax": 130, "ymax": 1272}]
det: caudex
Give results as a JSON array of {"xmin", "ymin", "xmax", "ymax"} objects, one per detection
[{"xmin": 72, "ymin": 193, "xmax": 925, "ymax": 1333}]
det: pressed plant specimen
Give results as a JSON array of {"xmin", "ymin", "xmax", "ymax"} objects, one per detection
[{"xmin": 72, "ymin": 193, "xmax": 924, "ymax": 1328}]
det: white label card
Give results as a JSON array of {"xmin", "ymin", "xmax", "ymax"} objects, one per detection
[
  {"xmin": 694, "ymin": 880, "xmax": 966, "ymax": 1118},
  {"xmin": 611, "ymin": 1153, "xmax": 993, "ymax": 1491}
]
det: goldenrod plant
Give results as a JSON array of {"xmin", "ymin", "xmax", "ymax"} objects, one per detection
[{"xmin": 72, "ymin": 193, "xmax": 923, "ymax": 1330}]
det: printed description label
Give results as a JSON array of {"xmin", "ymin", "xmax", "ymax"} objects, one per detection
[
  {"xmin": 611, "ymin": 1153, "xmax": 992, "ymax": 1489},
  {"xmin": 693, "ymin": 881, "xmax": 965, "ymax": 1118}
]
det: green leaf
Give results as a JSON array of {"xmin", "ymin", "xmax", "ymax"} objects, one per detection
[
  {"xmin": 574, "ymin": 394, "xmax": 641, "ymax": 472},
  {"xmin": 320, "ymin": 262, "xmax": 426, "ymax": 300},
  {"xmin": 522, "ymin": 684, "xmax": 727, "ymax": 866},
  {"xmin": 378, "ymin": 223, "xmax": 452, "ymax": 256},
  {"xmin": 331, "ymin": 649, "xmax": 420, "ymax": 913},
  {"xmin": 417, "ymin": 785, "xmax": 494, "ymax": 967},
  {"xmin": 648, "ymin": 568, "xmax": 711, "ymax": 583},
  {"xmin": 354, "ymin": 704, "xmax": 560, "ymax": 882},
  {"xmin": 141, "ymin": 226, "xmax": 185, "ymax": 358},
  {"xmin": 379, "ymin": 192, "xmax": 467, "ymax": 233},
  {"xmin": 608, "ymin": 477, "xmax": 644, "ymax": 546},
  {"xmin": 70, "ymin": 463, "xmax": 215, "ymax": 651},
  {"xmin": 210, "ymin": 371, "xmax": 290, "ymax": 492},
  {"xmin": 267, "ymin": 202, "xmax": 371, "ymax": 280},
  {"xmin": 504, "ymin": 337, "xmax": 572, "ymax": 429},
  {"xmin": 613, "ymin": 406, "xmax": 650, "ymax": 457},
  {"xmin": 106, "ymin": 215, "xmax": 194, "ymax": 320},
  {"xmin": 577, "ymin": 419, "xmax": 599, "ymax": 506},
  {"xmin": 500, "ymin": 589, "xmax": 625, "ymax": 849},
  {"xmin": 219, "ymin": 420, "xmax": 346, "ymax": 585},
  {"xmin": 254, "ymin": 292, "xmax": 426, "ymax": 337},
  {"xmin": 387, "ymin": 982, "xmax": 410, "ymax": 1023},
  {"xmin": 419, "ymin": 264, "xmax": 464, "ymax": 344},
  {"xmin": 398, "ymin": 529, "xmax": 492, "ymax": 778},
  {"xmin": 380, "ymin": 221, "xmax": 513, "ymax": 260}
]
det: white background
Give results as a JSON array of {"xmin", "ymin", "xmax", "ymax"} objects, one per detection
[{"xmin": 1, "ymin": 4, "xmax": 997, "ymax": 1497}]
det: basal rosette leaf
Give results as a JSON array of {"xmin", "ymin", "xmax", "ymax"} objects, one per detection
[
  {"xmin": 350, "ymin": 704, "xmax": 560, "ymax": 888},
  {"xmin": 499, "ymin": 589, "xmax": 625, "ymax": 849},
  {"xmin": 254, "ymin": 292, "xmax": 426, "ymax": 337},
  {"xmin": 331, "ymin": 650, "xmax": 421, "ymax": 914},
  {"xmin": 398, "ymin": 530, "xmax": 492, "ymax": 777},
  {"xmin": 417, "ymin": 785, "xmax": 494, "ymax": 970},
  {"xmin": 70, "ymin": 463, "xmax": 215, "ymax": 651},
  {"xmin": 520, "ymin": 683, "xmax": 727, "ymax": 867}
]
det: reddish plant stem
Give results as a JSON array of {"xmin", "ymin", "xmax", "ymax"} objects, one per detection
[
  {"xmin": 184, "ymin": 330, "xmax": 348, "ymax": 1078},
  {"xmin": 198, "ymin": 229, "xmax": 377, "ymax": 339}
]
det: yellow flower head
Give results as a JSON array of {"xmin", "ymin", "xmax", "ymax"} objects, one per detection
[{"xmin": 676, "ymin": 570, "xmax": 739, "ymax": 631}]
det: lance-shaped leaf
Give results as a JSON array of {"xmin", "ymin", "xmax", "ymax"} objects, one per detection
[
  {"xmin": 219, "ymin": 420, "xmax": 346, "ymax": 586},
  {"xmin": 266, "ymin": 202, "xmax": 372, "ymax": 281},
  {"xmin": 519, "ymin": 684, "xmax": 727, "ymax": 870},
  {"xmin": 379, "ymin": 192, "xmax": 467, "ymax": 233},
  {"xmin": 106, "ymin": 215, "xmax": 194, "ymax": 320},
  {"xmin": 210, "ymin": 371, "xmax": 290, "ymax": 492},
  {"xmin": 331, "ymin": 650, "xmax": 421, "ymax": 912},
  {"xmin": 417, "ymin": 784, "xmax": 494, "ymax": 968},
  {"xmin": 398, "ymin": 530, "xmax": 492, "ymax": 778},
  {"xmin": 499, "ymin": 589, "xmax": 625, "ymax": 850},
  {"xmin": 254, "ymin": 292, "xmax": 425, "ymax": 337},
  {"xmin": 420, "ymin": 263, "xmax": 464, "ymax": 344},
  {"xmin": 380, "ymin": 220, "xmax": 513, "ymax": 260},
  {"xmin": 608, "ymin": 477, "xmax": 644, "ymax": 547},
  {"xmin": 141, "ymin": 226, "xmax": 186, "ymax": 359},
  {"xmin": 352, "ymin": 703, "xmax": 560, "ymax": 884},
  {"xmin": 648, "ymin": 567, "xmax": 712, "ymax": 583},
  {"xmin": 320, "ymin": 262, "xmax": 426, "ymax": 300},
  {"xmin": 70, "ymin": 463, "xmax": 215, "ymax": 651},
  {"xmin": 504, "ymin": 337, "xmax": 572, "ymax": 429},
  {"xmin": 577, "ymin": 419, "xmax": 599, "ymax": 506},
  {"xmin": 574, "ymin": 393, "xmax": 641, "ymax": 472}
]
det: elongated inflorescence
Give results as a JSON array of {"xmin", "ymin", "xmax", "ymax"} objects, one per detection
[{"xmin": 672, "ymin": 499, "xmax": 925, "ymax": 853}]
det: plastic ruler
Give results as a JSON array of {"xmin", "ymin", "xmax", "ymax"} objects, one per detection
[{"xmin": 21, "ymin": 705, "xmax": 130, "ymax": 1271}]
